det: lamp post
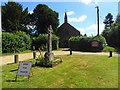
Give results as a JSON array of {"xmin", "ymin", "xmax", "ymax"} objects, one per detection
[{"xmin": 95, "ymin": 6, "xmax": 100, "ymax": 36}]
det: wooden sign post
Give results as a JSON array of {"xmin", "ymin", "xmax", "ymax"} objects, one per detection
[{"xmin": 15, "ymin": 62, "xmax": 32, "ymax": 81}]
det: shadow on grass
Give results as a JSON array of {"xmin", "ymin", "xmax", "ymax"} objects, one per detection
[
  {"xmin": 10, "ymin": 69, "xmax": 18, "ymax": 72},
  {"xmin": 6, "ymin": 80, "xmax": 26, "ymax": 82}
]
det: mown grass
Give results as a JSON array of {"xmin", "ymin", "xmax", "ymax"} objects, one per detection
[{"xmin": 2, "ymin": 55, "xmax": 118, "ymax": 88}]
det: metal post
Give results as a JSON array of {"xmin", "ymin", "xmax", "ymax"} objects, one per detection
[
  {"xmin": 109, "ymin": 51, "xmax": 112, "ymax": 57},
  {"xmin": 33, "ymin": 52, "xmax": 36, "ymax": 59},
  {"xmin": 96, "ymin": 6, "xmax": 99, "ymax": 36},
  {"xmin": 70, "ymin": 49, "xmax": 72, "ymax": 55},
  {"xmin": 14, "ymin": 55, "xmax": 18, "ymax": 63}
]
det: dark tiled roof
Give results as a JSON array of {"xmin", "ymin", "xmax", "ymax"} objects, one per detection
[{"xmin": 56, "ymin": 22, "xmax": 80, "ymax": 38}]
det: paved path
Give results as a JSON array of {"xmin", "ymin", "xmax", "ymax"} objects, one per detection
[{"xmin": 1, "ymin": 51, "xmax": 119, "ymax": 66}]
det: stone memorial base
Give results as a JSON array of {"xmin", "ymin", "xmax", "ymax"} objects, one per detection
[
  {"xmin": 35, "ymin": 25, "xmax": 62, "ymax": 67},
  {"xmin": 35, "ymin": 52, "xmax": 62, "ymax": 68},
  {"xmin": 44, "ymin": 52, "xmax": 54, "ymax": 61}
]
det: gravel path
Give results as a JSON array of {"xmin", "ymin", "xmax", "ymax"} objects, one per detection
[{"xmin": 1, "ymin": 51, "xmax": 119, "ymax": 66}]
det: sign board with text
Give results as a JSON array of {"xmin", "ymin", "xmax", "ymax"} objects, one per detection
[
  {"xmin": 91, "ymin": 41, "xmax": 99, "ymax": 47},
  {"xmin": 17, "ymin": 62, "xmax": 32, "ymax": 76}
]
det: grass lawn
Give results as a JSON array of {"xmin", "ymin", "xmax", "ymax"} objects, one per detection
[{"xmin": 2, "ymin": 55, "xmax": 118, "ymax": 88}]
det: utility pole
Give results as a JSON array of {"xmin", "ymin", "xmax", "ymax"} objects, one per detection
[{"xmin": 95, "ymin": 6, "xmax": 99, "ymax": 36}]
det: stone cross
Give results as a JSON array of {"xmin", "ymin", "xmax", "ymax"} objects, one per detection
[
  {"xmin": 48, "ymin": 25, "xmax": 53, "ymax": 54},
  {"xmin": 44, "ymin": 25, "xmax": 54, "ymax": 61}
]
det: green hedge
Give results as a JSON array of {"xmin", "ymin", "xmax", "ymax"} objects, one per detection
[
  {"xmin": 69, "ymin": 35, "xmax": 105, "ymax": 52},
  {"xmin": 2, "ymin": 32, "xmax": 31, "ymax": 53},
  {"xmin": 102, "ymin": 46, "xmax": 115, "ymax": 52},
  {"xmin": 69, "ymin": 35, "xmax": 105, "ymax": 42},
  {"xmin": 32, "ymin": 34, "xmax": 59, "ymax": 50},
  {"xmin": 14, "ymin": 31, "xmax": 32, "ymax": 50}
]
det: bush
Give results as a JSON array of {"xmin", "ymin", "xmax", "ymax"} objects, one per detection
[
  {"xmin": 32, "ymin": 34, "xmax": 59, "ymax": 50},
  {"xmin": 102, "ymin": 24, "xmax": 120, "ymax": 50},
  {"xmin": 69, "ymin": 35, "xmax": 105, "ymax": 42},
  {"xmin": 69, "ymin": 36, "xmax": 84, "ymax": 42},
  {"xmin": 2, "ymin": 32, "xmax": 24, "ymax": 53},
  {"xmin": 69, "ymin": 36, "xmax": 90, "ymax": 51},
  {"xmin": 14, "ymin": 31, "xmax": 32, "ymax": 50},
  {"xmin": 102, "ymin": 46, "xmax": 115, "ymax": 52},
  {"xmin": 69, "ymin": 35, "xmax": 105, "ymax": 52},
  {"xmin": 40, "ymin": 45, "xmax": 47, "ymax": 51},
  {"xmin": 2, "ymin": 32, "xmax": 32, "ymax": 53},
  {"xmin": 52, "ymin": 35, "xmax": 59, "ymax": 50},
  {"xmin": 88, "ymin": 35, "xmax": 105, "ymax": 43},
  {"xmin": 35, "ymin": 54, "xmax": 62, "ymax": 67}
]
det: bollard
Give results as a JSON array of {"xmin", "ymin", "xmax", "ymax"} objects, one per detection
[
  {"xmin": 33, "ymin": 52, "xmax": 36, "ymax": 59},
  {"xmin": 14, "ymin": 55, "xmax": 18, "ymax": 63},
  {"xmin": 109, "ymin": 51, "xmax": 112, "ymax": 57},
  {"xmin": 70, "ymin": 49, "xmax": 72, "ymax": 55}
]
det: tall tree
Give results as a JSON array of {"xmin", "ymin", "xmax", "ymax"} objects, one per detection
[
  {"xmin": 102, "ymin": 14, "xmax": 120, "ymax": 52},
  {"xmin": 103, "ymin": 13, "xmax": 114, "ymax": 29},
  {"xmin": 109, "ymin": 15, "xmax": 120, "ymax": 50},
  {"xmin": 2, "ymin": 2, "xmax": 29, "ymax": 33},
  {"xmin": 116, "ymin": 15, "xmax": 120, "ymax": 23},
  {"xmin": 31, "ymin": 4, "xmax": 59, "ymax": 34}
]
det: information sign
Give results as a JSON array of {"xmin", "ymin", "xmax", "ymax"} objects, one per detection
[
  {"xmin": 91, "ymin": 41, "xmax": 99, "ymax": 47},
  {"xmin": 17, "ymin": 62, "xmax": 32, "ymax": 76}
]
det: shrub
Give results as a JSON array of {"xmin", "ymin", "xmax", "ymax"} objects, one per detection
[
  {"xmin": 69, "ymin": 35, "xmax": 105, "ymax": 52},
  {"xmin": 52, "ymin": 34, "xmax": 59, "ymax": 50},
  {"xmin": 2, "ymin": 32, "xmax": 25, "ymax": 53},
  {"xmin": 88, "ymin": 35, "xmax": 105, "ymax": 43},
  {"xmin": 14, "ymin": 31, "xmax": 32, "ymax": 50},
  {"xmin": 32, "ymin": 34, "xmax": 59, "ymax": 50},
  {"xmin": 2, "ymin": 31, "xmax": 32, "ymax": 53},
  {"xmin": 69, "ymin": 36, "xmax": 90, "ymax": 51},
  {"xmin": 40, "ymin": 45, "xmax": 47, "ymax": 51},
  {"xmin": 102, "ymin": 29, "xmax": 112, "ymax": 38},
  {"xmin": 69, "ymin": 36, "xmax": 84, "ymax": 42},
  {"xmin": 35, "ymin": 54, "xmax": 62, "ymax": 67},
  {"xmin": 102, "ymin": 46, "xmax": 115, "ymax": 52}
]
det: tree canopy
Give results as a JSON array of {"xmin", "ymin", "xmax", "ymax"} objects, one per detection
[
  {"xmin": 102, "ymin": 14, "xmax": 120, "ymax": 51},
  {"xmin": 2, "ymin": 2, "xmax": 29, "ymax": 33},
  {"xmin": 103, "ymin": 13, "xmax": 114, "ymax": 29},
  {"xmin": 30, "ymin": 4, "xmax": 59, "ymax": 34}
]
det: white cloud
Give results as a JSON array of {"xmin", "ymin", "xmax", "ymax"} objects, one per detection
[
  {"xmin": 29, "ymin": 11, "xmax": 33, "ymax": 14},
  {"xmin": 80, "ymin": 0, "xmax": 98, "ymax": 5},
  {"xmin": 76, "ymin": 24, "xmax": 105, "ymax": 36},
  {"xmin": 81, "ymin": 0, "xmax": 92, "ymax": 5},
  {"xmin": 67, "ymin": 11, "xmax": 75, "ymax": 15},
  {"xmin": 86, "ymin": 24, "xmax": 104, "ymax": 31},
  {"xmin": 76, "ymin": 28, "xmax": 85, "ymax": 32},
  {"xmin": 68, "ymin": 15, "xmax": 87, "ymax": 22},
  {"xmin": 86, "ymin": 24, "xmax": 97, "ymax": 30}
]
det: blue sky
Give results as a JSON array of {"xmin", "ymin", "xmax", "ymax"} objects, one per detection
[{"xmin": 1, "ymin": 0, "xmax": 119, "ymax": 36}]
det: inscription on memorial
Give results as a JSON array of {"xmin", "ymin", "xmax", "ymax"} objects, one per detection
[{"xmin": 17, "ymin": 62, "xmax": 32, "ymax": 76}]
